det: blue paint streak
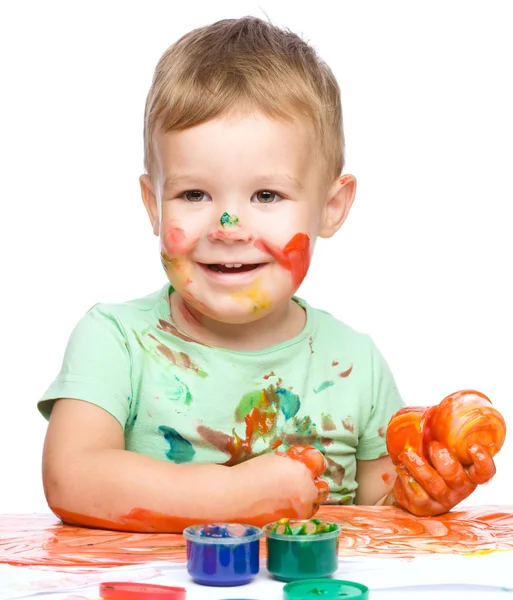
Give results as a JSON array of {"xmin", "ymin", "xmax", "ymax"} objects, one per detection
[
  {"xmin": 159, "ymin": 425, "xmax": 196, "ymax": 463},
  {"xmin": 276, "ymin": 388, "xmax": 301, "ymax": 420}
]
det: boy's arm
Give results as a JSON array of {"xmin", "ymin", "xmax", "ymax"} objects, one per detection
[
  {"xmin": 354, "ymin": 455, "xmax": 397, "ymax": 506},
  {"xmin": 43, "ymin": 398, "xmax": 322, "ymax": 532}
]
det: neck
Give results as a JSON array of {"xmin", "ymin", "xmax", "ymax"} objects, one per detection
[{"xmin": 169, "ymin": 292, "xmax": 306, "ymax": 351}]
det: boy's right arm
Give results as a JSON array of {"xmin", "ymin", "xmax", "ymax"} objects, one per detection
[{"xmin": 43, "ymin": 398, "xmax": 321, "ymax": 532}]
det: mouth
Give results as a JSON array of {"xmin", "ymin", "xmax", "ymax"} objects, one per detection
[{"xmin": 202, "ymin": 263, "xmax": 263, "ymax": 274}]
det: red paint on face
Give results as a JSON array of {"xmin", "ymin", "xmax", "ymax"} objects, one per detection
[
  {"xmin": 162, "ymin": 227, "xmax": 189, "ymax": 256},
  {"xmin": 255, "ymin": 233, "xmax": 311, "ymax": 288},
  {"xmin": 208, "ymin": 230, "xmax": 253, "ymax": 242},
  {"xmin": 340, "ymin": 175, "xmax": 351, "ymax": 185}
]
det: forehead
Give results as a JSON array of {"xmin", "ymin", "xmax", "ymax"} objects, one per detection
[{"xmin": 153, "ymin": 112, "xmax": 324, "ymax": 186}]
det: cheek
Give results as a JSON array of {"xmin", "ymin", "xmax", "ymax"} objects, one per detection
[
  {"xmin": 161, "ymin": 226, "xmax": 188, "ymax": 256},
  {"xmin": 161, "ymin": 224, "xmax": 200, "ymax": 257},
  {"xmin": 255, "ymin": 233, "xmax": 311, "ymax": 288}
]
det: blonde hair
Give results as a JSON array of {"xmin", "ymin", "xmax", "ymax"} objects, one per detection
[{"xmin": 143, "ymin": 16, "xmax": 344, "ymax": 182}]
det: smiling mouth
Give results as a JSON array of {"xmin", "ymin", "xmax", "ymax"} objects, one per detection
[{"xmin": 200, "ymin": 263, "xmax": 263, "ymax": 274}]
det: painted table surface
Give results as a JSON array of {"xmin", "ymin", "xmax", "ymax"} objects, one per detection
[{"xmin": 1, "ymin": 505, "xmax": 513, "ymax": 599}]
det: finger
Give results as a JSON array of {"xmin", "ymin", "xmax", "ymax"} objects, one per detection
[
  {"xmin": 394, "ymin": 464, "xmax": 447, "ymax": 516},
  {"xmin": 428, "ymin": 441, "xmax": 476, "ymax": 497},
  {"xmin": 314, "ymin": 477, "xmax": 330, "ymax": 505},
  {"xmin": 467, "ymin": 444, "xmax": 496, "ymax": 485},
  {"xmin": 399, "ymin": 447, "xmax": 451, "ymax": 505},
  {"xmin": 284, "ymin": 445, "xmax": 327, "ymax": 479}
]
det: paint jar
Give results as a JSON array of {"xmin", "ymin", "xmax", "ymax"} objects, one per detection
[
  {"xmin": 263, "ymin": 519, "xmax": 340, "ymax": 582},
  {"xmin": 183, "ymin": 523, "xmax": 262, "ymax": 586}
]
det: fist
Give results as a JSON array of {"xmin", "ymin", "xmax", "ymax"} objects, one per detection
[
  {"xmin": 276, "ymin": 445, "xmax": 330, "ymax": 508},
  {"xmin": 389, "ymin": 441, "xmax": 496, "ymax": 516}
]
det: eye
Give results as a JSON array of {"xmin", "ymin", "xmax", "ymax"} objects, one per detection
[
  {"xmin": 183, "ymin": 190, "xmax": 209, "ymax": 202},
  {"xmin": 252, "ymin": 190, "xmax": 281, "ymax": 204}
]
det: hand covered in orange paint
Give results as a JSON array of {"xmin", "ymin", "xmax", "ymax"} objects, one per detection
[
  {"xmin": 277, "ymin": 445, "xmax": 330, "ymax": 509},
  {"xmin": 236, "ymin": 445, "xmax": 329, "ymax": 522},
  {"xmin": 387, "ymin": 441, "xmax": 496, "ymax": 516}
]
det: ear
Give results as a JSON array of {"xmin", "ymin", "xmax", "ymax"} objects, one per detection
[
  {"xmin": 139, "ymin": 174, "xmax": 160, "ymax": 236},
  {"xmin": 318, "ymin": 174, "xmax": 356, "ymax": 239}
]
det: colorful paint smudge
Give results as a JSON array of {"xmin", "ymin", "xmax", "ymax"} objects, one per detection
[
  {"xmin": 255, "ymin": 233, "xmax": 310, "ymax": 288},
  {"xmin": 157, "ymin": 318, "xmax": 207, "ymax": 347},
  {"xmin": 1, "ymin": 506, "xmax": 511, "ymax": 568},
  {"xmin": 232, "ymin": 281, "xmax": 272, "ymax": 312},
  {"xmin": 220, "ymin": 212, "xmax": 240, "ymax": 228},
  {"xmin": 134, "ymin": 330, "xmax": 208, "ymax": 378},
  {"xmin": 313, "ymin": 364, "xmax": 353, "ymax": 394}
]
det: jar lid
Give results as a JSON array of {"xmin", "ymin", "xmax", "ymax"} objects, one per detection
[
  {"xmin": 283, "ymin": 579, "xmax": 369, "ymax": 599},
  {"xmin": 99, "ymin": 582, "xmax": 186, "ymax": 600}
]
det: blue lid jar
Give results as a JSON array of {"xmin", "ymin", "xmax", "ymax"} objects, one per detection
[{"xmin": 183, "ymin": 523, "xmax": 263, "ymax": 586}]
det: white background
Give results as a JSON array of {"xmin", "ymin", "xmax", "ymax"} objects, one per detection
[{"xmin": 1, "ymin": 1, "xmax": 512, "ymax": 512}]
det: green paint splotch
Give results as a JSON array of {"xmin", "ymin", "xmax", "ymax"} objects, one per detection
[
  {"xmin": 159, "ymin": 426, "xmax": 196, "ymax": 463},
  {"xmin": 220, "ymin": 212, "xmax": 240, "ymax": 228},
  {"xmin": 159, "ymin": 373, "xmax": 193, "ymax": 406},
  {"xmin": 235, "ymin": 386, "xmax": 300, "ymax": 423},
  {"xmin": 314, "ymin": 380, "xmax": 335, "ymax": 394}
]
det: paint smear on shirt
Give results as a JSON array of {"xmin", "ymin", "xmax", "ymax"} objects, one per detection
[
  {"xmin": 158, "ymin": 426, "xmax": 196, "ymax": 463},
  {"xmin": 148, "ymin": 334, "xmax": 208, "ymax": 377},
  {"xmin": 339, "ymin": 365, "xmax": 353, "ymax": 378},
  {"xmin": 341, "ymin": 418, "xmax": 355, "ymax": 434},
  {"xmin": 159, "ymin": 373, "xmax": 193, "ymax": 406},
  {"xmin": 157, "ymin": 318, "xmax": 208, "ymax": 347},
  {"xmin": 321, "ymin": 413, "xmax": 337, "ymax": 431},
  {"xmin": 198, "ymin": 384, "xmax": 301, "ymax": 465},
  {"xmin": 314, "ymin": 380, "xmax": 335, "ymax": 394}
]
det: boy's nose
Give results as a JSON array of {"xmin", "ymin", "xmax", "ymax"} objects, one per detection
[{"xmin": 208, "ymin": 212, "xmax": 253, "ymax": 243}]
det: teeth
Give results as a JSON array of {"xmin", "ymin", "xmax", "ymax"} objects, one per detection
[{"xmin": 222, "ymin": 263, "xmax": 243, "ymax": 268}]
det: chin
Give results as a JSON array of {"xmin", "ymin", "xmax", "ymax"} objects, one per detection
[{"xmin": 192, "ymin": 300, "xmax": 273, "ymax": 326}]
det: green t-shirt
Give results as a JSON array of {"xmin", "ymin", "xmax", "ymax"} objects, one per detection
[{"xmin": 38, "ymin": 284, "xmax": 404, "ymax": 504}]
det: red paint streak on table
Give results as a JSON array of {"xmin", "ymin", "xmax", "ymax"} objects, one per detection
[{"xmin": 1, "ymin": 505, "xmax": 512, "ymax": 569}]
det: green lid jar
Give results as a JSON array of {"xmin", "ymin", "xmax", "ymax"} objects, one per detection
[
  {"xmin": 283, "ymin": 579, "xmax": 369, "ymax": 599},
  {"xmin": 263, "ymin": 519, "xmax": 340, "ymax": 582}
]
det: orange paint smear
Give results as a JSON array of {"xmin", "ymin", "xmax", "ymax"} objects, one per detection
[
  {"xmin": 254, "ymin": 233, "xmax": 310, "ymax": 288},
  {"xmin": 208, "ymin": 230, "xmax": 253, "ymax": 242},
  {"xmin": 1, "ymin": 505, "xmax": 512, "ymax": 568},
  {"xmin": 162, "ymin": 227, "xmax": 189, "ymax": 256}
]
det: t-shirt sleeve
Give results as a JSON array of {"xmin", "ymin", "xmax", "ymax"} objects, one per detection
[
  {"xmin": 355, "ymin": 338, "xmax": 405, "ymax": 460},
  {"xmin": 38, "ymin": 304, "xmax": 132, "ymax": 428}
]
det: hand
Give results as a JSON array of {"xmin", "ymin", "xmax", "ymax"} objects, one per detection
[
  {"xmin": 276, "ymin": 445, "xmax": 330, "ymax": 508},
  {"xmin": 235, "ymin": 446, "xmax": 329, "ymax": 521},
  {"xmin": 387, "ymin": 441, "xmax": 496, "ymax": 516}
]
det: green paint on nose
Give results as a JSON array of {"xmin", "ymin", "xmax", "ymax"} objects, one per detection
[{"xmin": 220, "ymin": 212, "xmax": 240, "ymax": 228}]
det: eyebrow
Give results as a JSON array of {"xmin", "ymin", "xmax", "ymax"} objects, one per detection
[
  {"xmin": 255, "ymin": 174, "xmax": 304, "ymax": 191},
  {"xmin": 163, "ymin": 173, "xmax": 304, "ymax": 193}
]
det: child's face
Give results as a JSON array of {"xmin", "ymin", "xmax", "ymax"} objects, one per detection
[{"xmin": 141, "ymin": 112, "xmax": 355, "ymax": 324}]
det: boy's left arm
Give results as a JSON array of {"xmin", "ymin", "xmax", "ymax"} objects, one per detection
[{"xmin": 354, "ymin": 455, "xmax": 397, "ymax": 506}]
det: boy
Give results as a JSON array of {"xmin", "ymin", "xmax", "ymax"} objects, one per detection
[{"xmin": 38, "ymin": 17, "xmax": 495, "ymax": 532}]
